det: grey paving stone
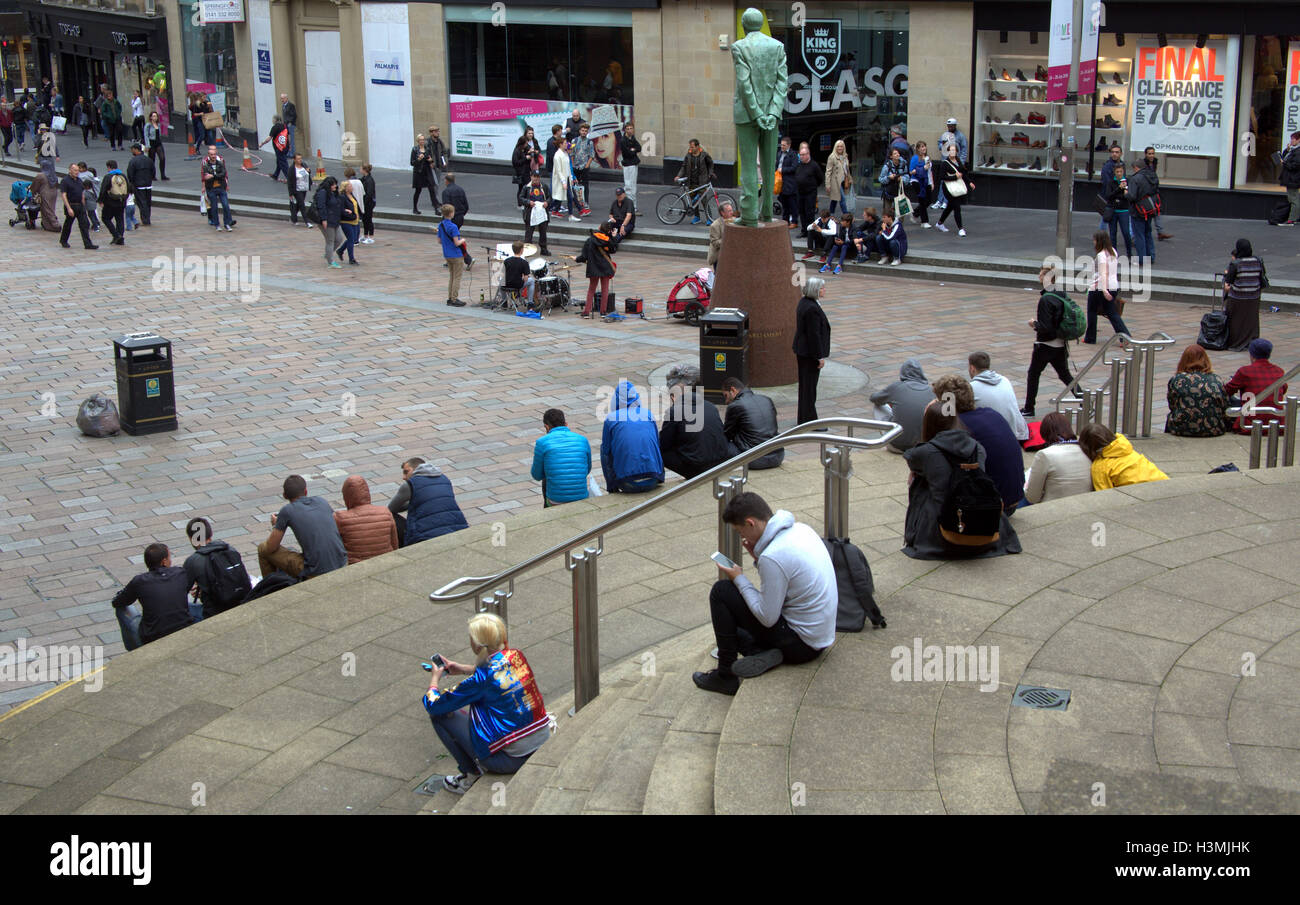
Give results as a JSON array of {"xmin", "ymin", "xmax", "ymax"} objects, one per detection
[
  {"xmin": 802, "ymin": 635, "xmax": 945, "ymax": 716},
  {"xmin": 1015, "ymin": 514, "xmax": 1164, "ymax": 568},
  {"xmin": 1030, "ymin": 622, "xmax": 1186, "ymax": 686},
  {"xmin": 103, "ymin": 735, "xmax": 269, "ymax": 809},
  {"xmin": 1153, "ymin": 712, "xmax": 1235, "ymax": 768},
  {"xmin": 585, "ymin": 713, "xmax": 672, "ymax": 812},
  {"xmin": 988, "ymin": 588, "xmax": 1101, "ymax": 642},
  {"xmin": 1220, "ymin": 601, "xmax": 1300, "ymax": 643},
  {"xmin": 0, "ymin": 708, "xmax": 140, "ymax": 788},
  {"xmin": 1226, "ymin": 698, "xmax": 1300, "ymax": 749},
  {"xmin": 1156, "ymin": 667, "xmax": 1240, "ymax": 720},
  {"xmin": 1076, "ymin": 586, "xmax": 1237, "ymax": 644},
  {"xmin": 193, "ymin": 778, "xmax": 283, "ymax": 815},
  {"xmin": 934, "ymin": 684, "xmax": 1014, "ymax": 757},
  {"xmin": 723, "ymin": 665, "xmax": 813, "ymax": 746},
  {"xmin": 324, "ymin": 712, "xmax": 440, "ymax": 781},
  {"xmin": 791, "ymin": 706, "xmax": 935, "ymax": 792},
  {"xmin": 104, "ymin": 700, "xmax": 232, "ymax": 762},
  {"xmin": 286, "ymin": 642, "xmax": 414, "ymax": 704},
  {"xmin": 201, "ymin": 653, "xmax": 322, "ymax": 710},
  {"xmin": 194, "ymin": 685, "xmax": 351, "ymax": 752},
  {"xmin": 1051, "ymin": 554, "xmax": 1169, "ymax": 600},
  {"xmin": 1129, "ymin": 530, "xmax": 1254, "ymax": 568},
  {"xmin": 912, "ymin": 552, "xmax": 1076, "ymax": 606},
  {"xmin": 795, "ymin": 789, "xmax": 946, "ymax": 815},
  {"xmin": 715, "ymin": 743, "xmax": 790, "ymax": 815},
  {"xmin": 1008, "ymin": 726, "xmax": 1159, "ymax": 793},
  {"xmin": 935, "ymin": 753, "xmax": 1023, "ymax": 814},
  {"xmin": 1039, "ymin": 759, "xmax": 1300, "ymax": 814},
  {"xmin": 74, "ymin": 794, "xmax": 190, "ymax": 815},
  {"xmin": 0, "ymin": 781, "xmax": 40, "ymax": 815},
  {"xmin": 643, "ymin": 728, "xmax": 718, "ymax": 816},
  {"xmin": 255, "ymin": 761, "xmax": 405, "ymax": 814},
  {"xmin": 1232, "ymin": 745, "xmax": 1300, "ymax": 792},
  {"xmin": 1231, "ymin": 660, "xmax": 1300, "ymax": 706},
  {"xmin": 1140, "ymin": 557, "xmax": 1297, "ymax": 611},
  {"xmin": 1104, "ymin": 493, "xmax": 1260, "ymax": 541},
  {"xmin": 1175, "ymin": 630, "xmax": 1264, "ymax": 676}
]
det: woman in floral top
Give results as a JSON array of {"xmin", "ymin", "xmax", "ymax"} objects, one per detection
[{"xmin": 1165, "ymin": 344, "xmax": 1228, "ymax": 437}]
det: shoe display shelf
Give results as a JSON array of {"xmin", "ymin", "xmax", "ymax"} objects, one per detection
[{"xmin": 977, "ymin": 55, "xmax": 1057, "ymax": 175}]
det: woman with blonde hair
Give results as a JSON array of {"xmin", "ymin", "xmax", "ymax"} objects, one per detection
[
  {"xmin": 1165, "ymin": 344, "xmax": 1228, "ymax": 437},
  {"xmin": 825, "ymin": 139, "xmax": 853, "ymax": 214},
  {"xmin": 422, "ymin": 612, "xmax": 553, "ymax": 794}
]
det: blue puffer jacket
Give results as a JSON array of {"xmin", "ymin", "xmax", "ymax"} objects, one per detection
[
  {"xmin": 531, "ymin": 425, "xmax": 591, "ymax": 504},
  {"xmin": 601, "ymin": 380, "xmax": 664, "ymax": 490},
  {"xmin": 406, "ymin": 464, "xmax": 469, "ymax": 544}
]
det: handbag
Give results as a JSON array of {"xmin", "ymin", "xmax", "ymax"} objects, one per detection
[
  {"xmin": 201, "ymin": 111, "xmax": 224, "ymax": 129},
  {"xmin": 944, "ymin": 178, "xmax": 968, "ymax": 198},
  {"xmin": 51, "ymin": 115, "xmax": 67, "ymax": 132},
  {"xmin": 894, "ymin": 194, "xmax": 913, "ymax": 221},
  {"xmin": 1094, "ymin": 194, "xmax": 1114, "ymax": 222},
  {"xmin": 773, "ymin": 169, "xmax": 783, "ymax": 195},
  {"xmin": 1111, "ymin": 291, "xmax": 1125, "ymax": 316}
]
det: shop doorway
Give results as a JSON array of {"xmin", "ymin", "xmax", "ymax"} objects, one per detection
[{"xmin": 304, "ymin": 30, "xmax": 343, "ymax": 160}]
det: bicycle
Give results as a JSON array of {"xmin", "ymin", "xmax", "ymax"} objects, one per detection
[{"xmin": 656, "ymin": 177, "xmax": 737, "ymax": 226}]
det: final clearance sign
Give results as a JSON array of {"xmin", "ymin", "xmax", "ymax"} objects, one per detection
[
  {"xmin": 1130, "ymin": 40, "xmax": 1236, "ymax": 161},
  {"xmin": 1286, "ymin": 43, "xmax": 1300, "ymax": 137}
]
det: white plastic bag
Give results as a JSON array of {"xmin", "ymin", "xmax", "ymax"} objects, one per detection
[{"xmin": 588, "ymin": 475, "xmax": 603, "ymax": 497}]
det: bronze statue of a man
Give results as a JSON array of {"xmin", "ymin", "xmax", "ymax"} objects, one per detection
[{"xmin": 731, "ymin": 8, "xmax": 788, "ymax": 226}]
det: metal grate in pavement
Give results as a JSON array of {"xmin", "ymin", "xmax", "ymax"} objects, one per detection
[{"xmin": 1013, "ymin": 685, "xmax": 1071, "ymax": 710}]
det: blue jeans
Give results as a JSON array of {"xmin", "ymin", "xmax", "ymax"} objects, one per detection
[
  {"xmin": 825, "ymin": 241, "xmax": 850, "ymax": 268},
  {"xmin": 207, "ymin": 188, "xmax": 232, "ymax": 227},
  {"xmin": 286, "ymin": 125, "xmax": 296, "ymax": 160},
  {"xmin": 338, "ymin": 222, "xmax": 359, "ymax": 261},
  {"xmin": 1108, "ymin": 210, "xmax": 1133, "ymax": 256},
  {"xmin": 15, "ymin": 121, "xmax": 26, "ymax": 146},
  {"xmin": 430, "ymin": 708, "xmax": 532, "ymax": 776},
  {"xmin": 1132, "ymin": 215, "xmax": 1154, "ymax": 262},
  {"xmin": 116, "ymin": 603, "xmax": 143, "ymax": 651},
  {"xmin": 271, "ymin": 151, "xmax": 289, "ymax": 181}
]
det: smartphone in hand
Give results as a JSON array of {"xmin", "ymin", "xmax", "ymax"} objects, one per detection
[
  {"xmin": 422, "ymin": 653, "xmax": 447, "ymax": 671},
  {"xmin": 710, "ymin": 551, "xmax": 738, "ymax": 570}
]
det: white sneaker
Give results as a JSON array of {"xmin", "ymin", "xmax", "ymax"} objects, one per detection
[
  {"xmin": 935, "ymin": 223, "xmax": 949, "ymax": 232},
  {"xmin": 877, "ymin": 255, "xmax": 891, "ymax": 265},
  {"xmin": 890, "ymin": 258, "xmax": 902, "ymax": 266},
  {"xmin": 442, "ymin": 772, "xmax": 481, "ymax": 795},
  {"xmin": 958, "ymin": 228, "xmax": 967, "ymax": 237},
  {"xmin": 568, "ymin": 215, "xmax": 580, "ymax": 222},
  {"xmin": 922, "ymin": 223, "xmax": 932, "ymax": 229},
  {"xmin": 362, "ymin": 237, "xmax": 375, "ymax": 244}
]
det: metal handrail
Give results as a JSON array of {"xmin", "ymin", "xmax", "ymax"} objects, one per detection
[
  {"xmin": 1225, "ymin": 396, "xmax": 1299, "ymax": 470},
  {"xmin": 431, "ymin": 416, "xmax": 901, "ymax": 711},
  {"xmin": 1051, "ymin": 331, "xmax": 1175, "ymax": 437},
  {"xmin": 430, "ymin": 417, "xmax": 900, "ymax": 604}
]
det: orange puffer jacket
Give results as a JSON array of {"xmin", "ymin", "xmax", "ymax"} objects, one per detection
[{"xmin": 334, "ymin": 475, "xmax": 398, "ymax": 564}]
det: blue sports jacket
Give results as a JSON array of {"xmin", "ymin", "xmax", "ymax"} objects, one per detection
[{"xmin": 530, "ymin": 425, "xmax": 591, "ymax": 503}]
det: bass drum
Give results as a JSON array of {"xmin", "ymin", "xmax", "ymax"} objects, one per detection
[{"xmin": 536, "ymin": 276, "xmax": 571, "ymax": 311}]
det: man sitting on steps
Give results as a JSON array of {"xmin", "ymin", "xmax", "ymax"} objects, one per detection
[{"xmin": 693, "ymin": 492, "xmax": 837, "ymax": 696}]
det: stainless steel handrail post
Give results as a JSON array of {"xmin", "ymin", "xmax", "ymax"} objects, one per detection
[
  {"xmin": 1286, "ymin": 397, "xmax": 1298, "ymax": 467},
  {"xmin": 1140, "ymin": 345, "xmax": 1157, "ymax": 438},
  {"xmin": 567, "ymin": 542, "xmax": 602, "ymax": 712},
  {"xmin": 1123, "ymin": 353, "xmax": 1140, "ymax": 435},
  {"xmin": 1266, "ymin": 420, "xmax": 1280, "ymax": 468},
  {"xmin": 1249, "ymin": 420, "xmax": 1263, "ymax": 470},
  {"xmin": 822, "ymin": 442, "xmax": 851, "ymax": 539},
  {"xmin": 714, "ymin": 473, "xmax": 745, "ymax": 568}
]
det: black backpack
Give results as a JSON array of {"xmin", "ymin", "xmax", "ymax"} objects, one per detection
[
  {"xmin": 823, "ymin": 537, "xmax": 886, "ymax": 631},
  {"xmin": 200, "ymin": 543, "xmax": 252, "ymax": 613},
  {"xmin": 938, "ymin": 451, "xmax": 1003, "ymax": 548},
  {"xmin": 243, "ymin": 569, "xmax": 298, "ymax": 603}
]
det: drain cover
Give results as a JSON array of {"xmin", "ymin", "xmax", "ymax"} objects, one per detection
[{"xmin": 1013, "ymin": 685, "xmax": 1071, "ymax": 710}]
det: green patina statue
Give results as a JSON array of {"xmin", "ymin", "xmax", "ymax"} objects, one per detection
[{"xmin": 731, "ymin": 8, "xmax": 788, "ymax": 226}]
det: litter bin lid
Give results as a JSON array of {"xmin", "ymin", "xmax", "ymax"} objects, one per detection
[
  {"xmin": 700, "ymin": 308, "xmax": 748, "ymax": 323},
  {"xmin": 113, "ymin": 332, "xmax": 168, "ymax": 349}
]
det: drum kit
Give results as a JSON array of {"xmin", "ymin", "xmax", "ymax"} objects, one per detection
[{"xmin": 488, "ymin": 243, "xmax": 573, "ymax": 313}]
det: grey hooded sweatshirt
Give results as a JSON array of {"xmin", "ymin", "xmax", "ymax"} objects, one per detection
[
  {"xmin": 970, "ymin": 369, "xmax": 1029, "ymax": 441},
  {"xmin": 869, "ymin": 358, "xmax": 932, "ymax": 452},
  {"xmin": 387, "ymin": 462, "xmax": 443, "ymax": 514}
]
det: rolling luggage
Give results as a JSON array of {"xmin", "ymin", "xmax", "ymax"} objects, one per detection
[{"xmin": 1197, "ymin": 273, "xmax": 1228, "ymax": 351}]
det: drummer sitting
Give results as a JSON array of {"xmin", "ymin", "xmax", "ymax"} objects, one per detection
[{"xmin": 504, "ymin": 240, "xmax": 534, "ymax": 305}]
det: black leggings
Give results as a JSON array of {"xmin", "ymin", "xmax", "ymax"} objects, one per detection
[
  {"xmin": 938, "ymin": 196, "xmax": 964, "ymax": 228},
  {"xmin": 149, "ymin": 143, "xmax": 166, "ymax": 179},
  {"xmin": 413, "ymin": 184, "xmax": 437, "ymax": 211},
  {"xmin": 289, "ymin": 190, "xmax": 307, "ymax": 223},
  {"xmin": 80, "ymin": 124, "xmax": 91, "ymax": 146},
  {"xmin": 362, "ymin": 196, "xmax": 375, "ymax": 236}
]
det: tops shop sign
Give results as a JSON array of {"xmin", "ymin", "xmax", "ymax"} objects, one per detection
[{"xmin": 786, "ymin": 66, "xmax": 908, "ymax": 113}]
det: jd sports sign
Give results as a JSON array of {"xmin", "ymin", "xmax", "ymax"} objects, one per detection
[{"xmin": 802, "ymin": 19, "xmax": 841, "ymax": 80}]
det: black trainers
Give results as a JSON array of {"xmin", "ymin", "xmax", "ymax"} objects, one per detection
[
  {"xmin": 732, "ymin": 648, "xmax": 784, "ymax": 678},
  {"xmin": 692, "ymin": 669, "xmax": 740, "ymax": 696},
  {"xmin": 1020, "ymin": 407, "xmax": 1035, "ymax": 418},
  {"xmin": 447, "ymin": 298, "xmax": 466, "ymax": 307}
]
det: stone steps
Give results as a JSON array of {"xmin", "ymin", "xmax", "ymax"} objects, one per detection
[{"xmin": 440, "ymin": 623, "xmax": 723, "ymax": 815}]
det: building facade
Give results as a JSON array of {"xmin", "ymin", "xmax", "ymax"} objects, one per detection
[{"xmin": 9, "ymin": 0, "xmax": 1297, "ymax": 219}]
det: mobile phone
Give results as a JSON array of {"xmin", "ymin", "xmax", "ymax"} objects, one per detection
[
  {"xmin": 711, "ymin": 551, "xmax": 738, "ymax": 570},
  {"xmin": 422, "ymin": 653, "xmax": 447, "ymax": 671}
]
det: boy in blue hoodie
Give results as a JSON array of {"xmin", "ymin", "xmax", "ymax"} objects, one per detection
[{"xmin": 601, "ymin": 380, "xmax": 664, "ymax": 493}]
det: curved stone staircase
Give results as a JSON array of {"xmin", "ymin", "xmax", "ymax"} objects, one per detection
[{"xmin": 5, "ymin": 432, "xmax": 1300, "ymax": 814}]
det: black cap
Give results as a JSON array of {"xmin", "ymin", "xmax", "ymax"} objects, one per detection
[{"xmin": 615, "ymin": 186, "xmax": 626, "ymax": 194}]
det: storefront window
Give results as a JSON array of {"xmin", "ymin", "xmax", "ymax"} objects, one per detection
[
  {"xmin": 448, "ymin": 21, "xmax": 632, "ymax": 105},
  {"xmin": 1, "ymin": 36, "xmax": 38, "ymax": 96},
  {"xmin": 179, "ymin": 0, "xmax": 240, "ymax": 131},
  {"xmin": 1235, "ymin": 35, "xmax": 1298, "ymax": 189},
  {"xmin": 759, "ymin": 3, "xmax": 908, "ymax": 184}
]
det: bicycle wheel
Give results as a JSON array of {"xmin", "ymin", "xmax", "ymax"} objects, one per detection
[
  {"xmin": 656, "ymin": 192, "xmax": 686, "ymax": 225},
  {"xmin": 772, "ymin": 198, "xmax": 783, "ymax": 219}
]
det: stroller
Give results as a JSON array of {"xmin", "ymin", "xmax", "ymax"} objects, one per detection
[
  {"xmin": 666, "ymin": 266, "xmax": 714, "ymax": 325},
  {"xmin": 8, "ymin": 181, "xmax": 38, "ymax": 229}
]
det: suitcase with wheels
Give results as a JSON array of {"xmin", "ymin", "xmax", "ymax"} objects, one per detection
[{"xmin": 1197, "ymin": 272, "xmax": 1229, "ymax": 351}]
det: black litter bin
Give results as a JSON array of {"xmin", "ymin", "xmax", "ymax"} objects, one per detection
[
  {"xmin": 113, "ymin": 333, "xmax": 177, "ymax": 435},
  {"xmin": 699, "ymin": 308, "xmax": 749, "ymax": 403}
]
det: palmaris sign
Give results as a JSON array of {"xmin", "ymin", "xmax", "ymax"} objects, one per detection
[{"xmin": 786, "ymin": 66, "xmax": 909, "ymax": 114}]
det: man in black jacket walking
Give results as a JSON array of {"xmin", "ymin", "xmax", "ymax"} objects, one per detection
[
  {"xmin": 793, "ymin": 276, "xmax": 831, "ymax": 425},
  {"xmin": 1021, "ymin": 266, "xmax": 1075, "ymax": 417},
  {"xmin": 126, "ymin": 143, "xmax": 155, "ymax": 226},
  {"xmin": 280, "ymin": 93, "xmax": 298, "ymax": 158},
  {"xmin": 441, "ymin": 173, "xmax": 469, "ymax": 226},
  {"xmin": 620, "ymin": 122, "xmax": 642, "ymax": 205},
  {"xmin": 792, "ymin": 143, "xmax": 822, "ymax": 236}
]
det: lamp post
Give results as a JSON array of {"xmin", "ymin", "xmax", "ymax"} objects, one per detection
[{"xmin": 1054, "ymin": 0, "xmax": 1087, "ymax": 261}]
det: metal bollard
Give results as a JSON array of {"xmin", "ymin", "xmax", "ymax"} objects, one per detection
[
  {"xmin": 1249, "ymin": 420, "xmax": 1263, "ymax": 470},
  {"xmin": 1266, "ymin": 420, "xmax": 1280, "ymax": 468},
  {"xmin": 1140, "ymin": 346, "xmax": 1157, "ymax": 438},
  {"xmin": 476, "ymin": 588, "xmax": 511, "ymax": 624},
  {"xmin": 568, "ymin": 544, "xmax": 601, "ymax": 712},
  {"xmin": 1286, "ymin": 397, "xmax": 1298, "ymax": 467}
]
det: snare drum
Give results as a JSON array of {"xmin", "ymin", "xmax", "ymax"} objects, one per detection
[{"xmin": 528, "ymin": 257, "xmax": 549, "ymax": 279}]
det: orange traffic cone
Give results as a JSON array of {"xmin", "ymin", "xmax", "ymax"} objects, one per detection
[
  {"xmin": 186, "ymin": 138, "xmax": 197, "ymax": 158},
  {"xmin": 315, "ymin": 149, "xmax": 326, "ymax": 181},
  {"xmin": 241, "ymin": 139, "xmax": 255, "ymax": 170}
]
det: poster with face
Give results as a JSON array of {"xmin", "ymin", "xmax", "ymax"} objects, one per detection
[{"xmin": 451, "ymin": 95, "xmax": 633, "ymax": 167}]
